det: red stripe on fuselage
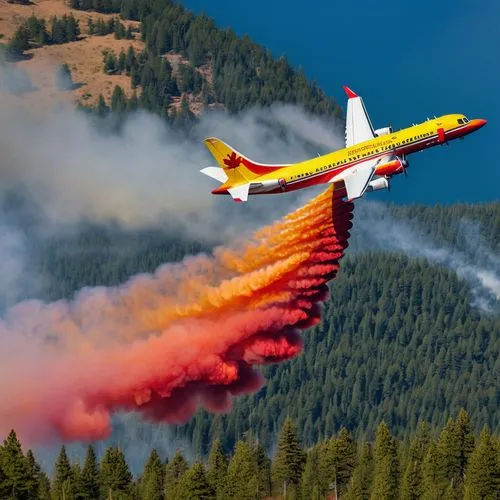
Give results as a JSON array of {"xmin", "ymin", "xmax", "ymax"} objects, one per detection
[{"xmin": 241, "ymin": 158, "xmax": 285, "ymax": 175}]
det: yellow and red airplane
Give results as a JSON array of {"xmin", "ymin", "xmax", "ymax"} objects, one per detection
[{"xmin": 201, "ymin": 86, "xmax": 486, "ymax": 202}]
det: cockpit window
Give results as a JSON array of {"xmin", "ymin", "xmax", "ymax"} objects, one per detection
[
  {"xmin": 463, "ymin": 117, "xmax": 469, "ymax": 123},
  {"xmin": 457, "ymin": 118, "xmax": 464, "ymax": 124}
]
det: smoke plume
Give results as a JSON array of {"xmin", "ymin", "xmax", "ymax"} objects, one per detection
[{"xmin": 354, "ymin": 201, "xmax": 500, "ymax": 312}]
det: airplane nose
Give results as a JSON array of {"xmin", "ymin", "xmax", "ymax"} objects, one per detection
[{"xmin": 472, "ymin": 118, "xmax": 487, "ymax": 129}]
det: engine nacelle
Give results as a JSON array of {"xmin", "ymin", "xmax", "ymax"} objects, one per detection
[
  {"xmin": 374, "ymin": 126, "xmax": 393, "ymax": 136},
  {"xmin": 366, "ymin": 177, "xmax": 389, "ymax": 192}
]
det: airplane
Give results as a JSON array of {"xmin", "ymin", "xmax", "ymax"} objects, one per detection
[{"xmin": 200, "ymin": 86, "xmax": 487, "ymax": 202}]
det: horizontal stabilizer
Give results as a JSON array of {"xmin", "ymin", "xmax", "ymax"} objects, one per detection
[
  {"xmin": 228, "ymin": 184, "xmax": 250, "ymax": 202},
  {"xmin": 342, "ymin": 161, "xmax": 376, "ymax": 201},
  {"xmin": 200, "ymin": 166, "xmax": 228, "ymax": 183}
]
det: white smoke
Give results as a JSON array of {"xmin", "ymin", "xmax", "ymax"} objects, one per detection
[
  {"xmin": 0, "ymin": 70, "xmax": 340, "ymax": 242},
  {"xmin": 354, "ymin": 201, "xmax": 500, "ymax": 312}
]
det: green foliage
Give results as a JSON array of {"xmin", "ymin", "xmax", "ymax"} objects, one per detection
[
  {"xmin": 111, "ymin": 84, "xmax": 128, "ymax": 113},
  {"xmin": 345, "ymin": 443, "xmax": 374, "ymax": 500},
  {"xmin": 25, "ymin": 449, "xmax": 43, "ymax": 498},
  {"xmin": 53, "ymin": 446, "xmax": 74, "ymax": 500},
  {"xmin": 0, "ymin": 412, "xmax": 498, "ymax": 499},
  {"xmin": 401, "ymin": 422, "xmax": 431, "ymax": 500},
  {"xmin": 422, "ymin": 441, "xmax": 445, "ymax": 500},
  {"xmin": 370, "ymin": 422, "xmax": 399, "ymax": 500},
  {"xmin": 6, "ymin": 26, "xmax": 30, "ymax": 59},
  {"xmin": 272, "ymin": 417, "xmax": 305, "ymax": 495},
  {"xmin": 138, "ymin": 449, "xmax": 164, "ymax": 500},
  {"xmin": 178, "ymin": 461, "xmax": 214, "ymax": 499},
  {"xmin": 8, "ymin": 13, "xmax": 80, "ymax": 58},
  {"xmin": 165, "ymin": 450, "xmax": 188, "ymax": 498},
  {"xmin": 224, "ymin": 441, "xmax": 259, "ymax": 499},
  {"xmin": 81, "ymin": 445, "xmax": 99, "ymax": 499},
  {"xmin": 99, "ymin": 447, "xmax": 133, "ymax": 499},
  {"xmin": 49, "ymin": 14, "xmax": 80, "ymax": 44},
  {"xmin": 87, "ymin": 17, "xmax": 133, "ymax": 39},
  {"xmin": 0, "ymin": 430, "xmax": 32, "ymax": 499},
  {"xmin": 301, "ymin": 444, "xmax": 323, "ymax": 499},
  {"xmin": 207, "ymin": 439, "xmax": 228, "ymax": 499},
  {"xmin": 464, "ymin": 426, "xmax": 500, "ymax": 499}
]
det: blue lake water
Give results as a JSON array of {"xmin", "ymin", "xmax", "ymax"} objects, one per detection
[{"xmin": 182, "ymin": 0, "xmax": 498, "ymax": 205}]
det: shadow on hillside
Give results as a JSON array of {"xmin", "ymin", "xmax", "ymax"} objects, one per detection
[
  {"xmin": 7, "ymin": 0, "xmax": 36, "ymax": 5},
  {"xmin": 5, "ymin": 52, "xmax": 35, "ymax": 62}
]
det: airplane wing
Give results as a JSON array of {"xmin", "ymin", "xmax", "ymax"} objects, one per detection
[
  {"xmin": 334, "ymin": 158, "xmax": 378, "ymax": 201},
  {"xmin": 344, "ymin": 86, "xmax": 376, "ymax": 147}
]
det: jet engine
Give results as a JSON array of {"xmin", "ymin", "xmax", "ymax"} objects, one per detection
[
  {"xmin": 374, "ymin": 127, "xmax": 393, "ymax": 136},
  {"xmin": 366, "ymin": 177, "xmax": 389, "ymax": 192}
]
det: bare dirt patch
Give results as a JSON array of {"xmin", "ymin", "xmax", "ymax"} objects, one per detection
[
  {"xmin": 0, "ymin": 0, "xmax": 143, "ymax": 108},
  {"xmin": 0, "ymin": 0, "xmax": 221, "ymax": 114}
]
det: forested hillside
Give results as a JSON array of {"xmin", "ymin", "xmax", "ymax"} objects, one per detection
[
  {"xmin": 2, "ymin": 0, "xmax": 341, "ymax": 120},
  {"xmin": 3, "ymin": 199, "xmax": 497, "ymax": 457},
  {"xmin": 1, "ymin": 410, "xmax": 499, "ymax": 499},
  {"xmin": 71, "ymin": 0, "xmax": 342, "ymax": 117}
]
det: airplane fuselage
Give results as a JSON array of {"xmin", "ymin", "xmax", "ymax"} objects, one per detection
[{"xmin": 212, "ymin": 113, "xmax": 486, "ymax": 198}]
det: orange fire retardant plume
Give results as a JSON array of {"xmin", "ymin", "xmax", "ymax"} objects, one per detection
[{"xmin": 0, "ymin": 186, "xmax": 354, "ymax": 443}]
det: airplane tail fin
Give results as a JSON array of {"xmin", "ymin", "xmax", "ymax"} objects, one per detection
[
  {"xmin": 202, "ymin": 137, "xmax": 262, "ymax": 185},
  {"xmin": 201, "ymin": 137, "xmax": 288, "ymax": 202}
]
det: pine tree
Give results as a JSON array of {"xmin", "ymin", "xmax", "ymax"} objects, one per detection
[
  {"xmin": 272, "ymin": 417, "xmax": 305, "ymax": 497},
  {"xmin": 301, "ymin": 445, "xmax": 322, "ymax": 500},
  {"xmin": 53, "ymin": 445, "xmax": 74, "ymax": 500},
  {"xmin": 370, "ymin": 422, "xmax": 399, "ymax": 500},
  {"xmin": 422, "ymin": 441, "xmax": 445, "ymax": 500},
  {"xmin": 165, "ymin": 450, "xmax": 188, "ymax": 498},
  {"xmin": 207, "ymin": 439, "xmax": 227, "ymax": 499},
  {"xmin": 345, "ymin": 443, "xmax": 374, "ymax": 500},
  {"xmin": 81, "ymin": 445, "xmax": 99, "ymax": 499},
  {"xmin": 401, "ymin": 422, "xmax": 431, "ymax": 500},
  {"xmin": 96, "ymin": 94, "xmax": 108, "ymax": 117},
  {"xmin": 321, "ymin": 427, "xmax": 358, "ymax": 497},
  {"xmin": 254, "ymin": 441, "xmax": 272, "ymax": 498},
  {"xmin": 25, "ymin": 449, "xmax": 42, "ymax": 498},
  {"xmin": 178, "ymin": 461, "xmax": 214, "ymax": 500},
  {"xmin": 7, "ymin": 26, "xmax": 30, "ymax": 59},
  {"xmin": 72, "ymin": 462, "xmax": 87, "ymax": 499},
  {"xmin": 224, "ymin": 440, "xmax": 259, "ymax": 499},
  {"xmin": 438, "ymin": 410, "xmax": 475, "ymax": 497},
  {"xmin": 38, "ymin": 471, "xmax": 52, "ymax": 499},
  {"xmin": 104, "ymin": 50, "xmax": 117, "ymax": 73},
  {"xmin": 0, "ymin": 463, "xmax": 9, "ymax": 499},
  {"xmin": 99, "ymin": 446, "xmax": 132, "ymax": 499},
  {"xmin": 111, "ymin": 85, "xmax": 127, "ymax": 113},
  {"xmin": 0, "ymin": 430, "xmax": 32, "ymax": 499},
  {"xmin": 139, "ymin": 449, "xmax": 164, "ymax": 500},
  {"xmin": 464, "ymin": 426, "xmax": 500, "ymax": 500},
  {"xmin": 454, "ymin": 409, "xmax": 475, "ymax": 483}
]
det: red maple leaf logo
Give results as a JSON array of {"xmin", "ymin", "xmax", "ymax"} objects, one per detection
[{"xmin": 223, "ymin": 152, "xmax": 242, "ymax": 170}]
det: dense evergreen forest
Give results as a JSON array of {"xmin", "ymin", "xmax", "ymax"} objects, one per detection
[{"xmin": 1, "ymin": 410, "xmax": 499, "ymax": 499}]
